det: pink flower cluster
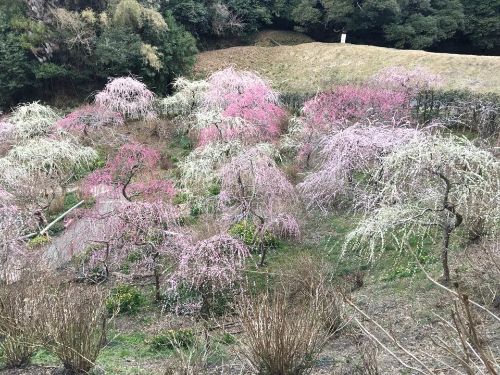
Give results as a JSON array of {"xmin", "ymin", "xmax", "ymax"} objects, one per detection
[
  {"xmin": 87, "ymin": 200, "xmax": 181, "ymax": 273},
  {"xmin": 302, "ymin": 85, "xmax": 409, "ymax": 131},
  {"xmin": 219, "ymin": 147, "xmax": 300, "ymax": 239},
  {"xmin": 127, "ymin": 179, "xmax": 176, "ymax": 201},
  {"xmin": 223, "ymin": 84, "xmax": 285, "ymax": 138},
  {"xmin": 298, "ymin": 125, "xmax": 422, "ymax": 210},
  {"xmin": 197, "ymin": 118, "xmax": 261, "ymax": 147}
]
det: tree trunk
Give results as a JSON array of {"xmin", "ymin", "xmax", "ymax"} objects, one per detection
[
  {"xmin": 258, "ymin": 241, "xmax": 267, "ymax": 267},
  {"xmin": 441, "ymin": 223, "xmax": 452, "ymax": 285},
  {"xmin": 154, "ymin": 266, "xmax": 161, "ymax": 302},
  {"xmin": 200, "ymin": 286, "xmax": 213, "ymax": 321}
]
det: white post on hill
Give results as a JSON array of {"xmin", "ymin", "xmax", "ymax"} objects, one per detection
[{"xmin": 341, "ymin": 33, "xmax": 347, "ymax": 44}]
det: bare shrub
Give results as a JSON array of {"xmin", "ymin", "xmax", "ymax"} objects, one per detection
[
  {"xmin": 39, "ymin": 285, "xmax": 108, "ymax": 375},
  {"xmin": 277, "ymin": 254, "xmax": 346, "ymax": 334},
  {"xmin": 349, "ymin": 284, "xmax": 500, "ymax": 375},
  {"xmin": 237, "ymin": 289, "xmax": 336, "ymax": 375},
  {"xmin": 163, "ymin": 334, "xmax": 210, "ymax": 375},
  {"xmin": 354, "ymin": 341, "xmax": 380, "ymax": 375},
  {"xmin": 0, "ymin": 279, "xmax": 39, "ymax": 368},
  {"xmin": 461, "ymin": 239, "xmax": 500, "ymax": 308},
  {"xmin": 433, "ymin": 293, "xmax": 500, "ymax": 375}
]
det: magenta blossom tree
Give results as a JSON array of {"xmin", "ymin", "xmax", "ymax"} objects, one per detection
[
  {"xmin": 192, "ymin": 68, "xmax": 286, "ymax": 147},
  {"xmin": 170, "ymin": 234, "xmax": 250, "ymax": 318},
  {"xmin": 302, "ymin": 85, "xmax": 409, "ymax": 132},
  {"xmin": 298, "ymin": 125, "xmax": 422, "ymax": 211},
  {"xmin": 95, "ymin": 77, "xmax": 155, "ymax": 120},
  {"xmin": 219, "ymin": 146, "xmax": 300, "ymax": 266},
  {"xmin": 83, "ymin": 143, "xmax": 174, "ymax": 201}
]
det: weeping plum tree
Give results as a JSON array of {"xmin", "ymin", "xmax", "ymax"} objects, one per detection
[
  {"xmin": 84, "ymin": 143, "xmax": 174, "ymax": 202},
  {"xmin": 202, "ymin": 67, "xmax": 275, "ymax": 111},
  {"xmin": 95, "ymin": 77, "xmax": 156, "ymax": 120},
  {"xmin": 162, "ymin": 68, "xmax": 286, "ymax": 147},
  {"xmin": 179, "ymin": 140, "xmax": 243, "ymax": 206},
  {"xmin": 9, "ymin": 102, "xmax": 60, "ymax": 140},
  {"xmin": 0, "ymin": 138, "xmax": 98, "ymax": 223},
  {"xmin": 219, "ymin": 146, "xmax": 300, "ymax": 266},
  {"xmin": 369, "ymin": 66, "xmax": 443, "ymax": 97},
  {"xmin": 285, "ymin": 86, "xmax": 410, "ymax": 167},
  {"xmin": 171, "ymin": 234, "xmax": 250, "ymax": 319},
  {"xmin": 56, "ymin": 104, "xmax": 125, "ymax": 144},
  {"xmin": 85, "ymin": 201, "xmax": 182, "ymax": 301},
  {"xmin": 344, "ymin": 134, "xmax": 500, "ymax": 284},
  {"xmin": 199, "ymin": 68, "xmax": 286, "ymax": 145},
  {"xmin": 298, "ymin": 125, "xmax": 422, "ymax": 211},
  {"xmin": 302, "ymin": 85, "xmax": 409, "ymax": 131},
  {"xmin": 160, "ymin": 77, "xmax": 209, "ymax": 118}
]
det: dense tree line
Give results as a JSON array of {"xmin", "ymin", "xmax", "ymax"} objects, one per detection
[
  {"xmin": 1, "ymin": 0, "xmax": 498, "ymax": 109},
  {"xmin": 0, "ymin": 0, "xmax": 197, "ymax": 109},
  {"xmin": 162, "ymin": 0, "xmax": 499, "ymax": 53}
]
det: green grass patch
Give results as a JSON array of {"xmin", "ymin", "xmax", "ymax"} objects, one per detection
[{"xmin": 97, "ymin": 332, "xmax": 166, "ymax": 375}]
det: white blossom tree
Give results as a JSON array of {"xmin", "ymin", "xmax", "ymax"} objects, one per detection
[
  {"xmin": 0, "ymin": 138, "xmax": 97, "ymax": 223},
  {"xmin": 95, "ymin": 77, "xmax": 155, "ymax": 120},
  {"xmin": 9, "ymin": 102, "xmax": 60, "ymax": 140},
  {"xmin": 344, "ymin": 134, "xmax": 500, "ymax": 283}
]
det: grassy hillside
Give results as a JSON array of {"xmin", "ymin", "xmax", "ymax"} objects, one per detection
[{"xmin": 195, "ymin": 42, "xmax": 500, "ymax": 93}]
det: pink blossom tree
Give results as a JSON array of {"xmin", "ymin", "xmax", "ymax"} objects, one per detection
[
  {"xmin": 83, "ymin": 143, "xmax": 174, "ymax": 202},
  {"xmin": 196, "ymin": 115, "xmax": 259, "ymax": 147},
  {"xmin": 191, "ymin": 68, "xmax": 287, "ymax": 147},
  {"xmin": 220, "ymin": 83, "xmax": 286, "ymax": 139},
  {"xmin": 203, "ymin": 67, "xmax": 274, "ymax": 111},
  {"xmin": 56, "ymin": 104, "xmax": 125, "ymax": 143},
  {"xmin": 298, "ymin": 125, "xmax": 422, "ymax": 211},
  {"xmin": 286, "ymin": 86, "xmax": 410, "ymax": 167},
  {"xmin": 219, "ymin": 146, "xmax": 300, "ymax": 266},
  {"xmin": 170, "ymin": 234, "xmax": 250, "ymax": 318},
  {"xmin": 83, "ymin": 200, "xmax": 183, "ymax": 301},
  {"xmin": 302, "ymin": 85, "xmax": 409, "ymax": 132},
  {"xmin": 95, "ymin": 77, "xmax": 155, "ymax": 120},
  {"xmin": 370, "ymin": 66, "xmax": 443, "ymax": 97}
]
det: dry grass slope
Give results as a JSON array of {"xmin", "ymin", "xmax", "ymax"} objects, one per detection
[{"xmin": 195, "ymin": 42, "xmax": 500, "ymax": 93}]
